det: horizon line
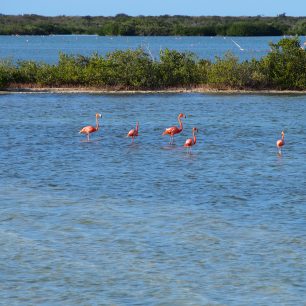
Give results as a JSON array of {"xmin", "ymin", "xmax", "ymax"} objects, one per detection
[{"xmin": 1, "ymin": 13, "xmax": 306, "ymax": 18}]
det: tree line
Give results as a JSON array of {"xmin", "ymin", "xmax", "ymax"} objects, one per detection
[
  {"xmin": 0, "ymin": 14, "xmax": 305, "ymax": 36},
  {"xmin": 0, "ymin": 38, "xmax": 305, "ymax": 90}
]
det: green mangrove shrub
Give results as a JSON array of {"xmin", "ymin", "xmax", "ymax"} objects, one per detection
[
  {"xmin": 158, "ymin": 49, "xmax": 199, "ymax": 87},
  {"xmin": 103, "ymin": 49, "xmax": 155, "ymax": 88},
  {"xmin": 207, "ymin": 52, "xmax": 249, "ymax": 89},
  {"xmin": 260, "ymin": 37, "xmax": 306, "ymax": 89},
  {"xmin": 56, "ymin": 53, "xmax": 86, "ymax": 85},
  {"xmin": 0, "ymin": 59, "xmax": 15, "ymax": 88},
  {"xmin": 0, "ymin": 37, "xmax": 304, "ymax": 90}
]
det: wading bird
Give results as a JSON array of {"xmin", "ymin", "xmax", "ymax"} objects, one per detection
[
  {"xmin": 231, "ymin": 39, "xmax": 244, "ymax": 51},
  {"xmin": 127, "ymin": 122, "xmax": 139, "ymax": 142},
  {"xmin": 162, "ymin": 113, "xmax": 186, "ymax": 144},
  {"xmin": 184, "ymin": 127, "xmax": 198, "ymax": 153},
  {"xmin": 276, "ymin": 131, "xmax": 285, "ymax": 155},
  {"xmin": 79, "ymin": 113, "xmax": 102, "ymax": 141}
]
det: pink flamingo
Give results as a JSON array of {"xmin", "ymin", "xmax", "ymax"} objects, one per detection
[
  {"xmin": 162, "ymin": 113, "xmax": 186, "ymax": 144},
  {"xmin": 184, "ymin": 127, "xmax": 198, "ymax": 153},
  {"xmin": 79, "ymin": 113, "xmax": 102, "ymax": 141},
  {"xmin": 276, "ymin": 131, "xmax": 285, "ymax": 154},
  {"xmin": 127, "ymin": 122, "xmax": 139, "ymax": 142}
]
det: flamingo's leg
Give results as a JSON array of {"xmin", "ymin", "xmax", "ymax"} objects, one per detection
[{"xmin": 170, "ymin": 136, "xmax": 174, "ymax": 145}]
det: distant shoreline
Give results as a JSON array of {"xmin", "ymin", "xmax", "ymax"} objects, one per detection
[
  {"xmin": 1, "ymin": 86, "xmax": 306, "ymax": 95},
  {"xmin": 0, "ymin": 14, "xmax": 305, "ymax": 36}
]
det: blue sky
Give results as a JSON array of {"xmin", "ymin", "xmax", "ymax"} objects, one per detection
[{"xmin": 1, "ymin": 0, "xmax": 305, "ymax": 16}]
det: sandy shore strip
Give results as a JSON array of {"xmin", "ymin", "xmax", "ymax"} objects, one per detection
[{"xmin": 1, "ymin": 86, "xmax": 306, "ymax": 95}]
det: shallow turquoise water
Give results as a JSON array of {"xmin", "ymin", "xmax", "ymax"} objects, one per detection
[{"xmin": 1, "ymin": 93, "xmax": 306, "ymax": 304}]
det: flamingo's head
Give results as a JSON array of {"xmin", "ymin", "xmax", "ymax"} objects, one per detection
[
  {"xmin": 281, "ymin": 131, "xmax": 285, "ymax": 137},
  {"xmin": 96, "ymin": 113, "xmax": 102, "ymax": 118},
  {"xmin": 192, "ymin": 127, "xmax": 198, "ymax": 133},
  {"xmin": 178, "ymin": 113, "xmax": 186, "ymax": 119}
]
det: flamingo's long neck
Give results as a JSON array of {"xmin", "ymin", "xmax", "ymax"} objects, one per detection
[
  {"xmin": 193, "ymin": 130, "xmax": 197, "ymax": 144},
  {"xmin": 96, "ymin": 117, "xmax": 99, "ymax": 131},
  {"xmin": 178, "ymin": 116, "xmax": 183, "ymax": 131},
  {"xmin": 136, "ymin": 122, "xmax": 139, "ymax": 133}
]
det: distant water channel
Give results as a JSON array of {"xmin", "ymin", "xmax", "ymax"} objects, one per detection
[
  {"xmin": 0, "ymin": 35, "xmax": 306, "ymax": 63},
  {"xmin": 1, "ymin": 92, "xmax": 306, "ymax": 304}
]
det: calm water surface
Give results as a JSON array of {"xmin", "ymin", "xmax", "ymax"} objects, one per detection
[
  {"xmin": 1, "ymin": 35, "xmax": 306, "ymax": 63},
  {"xmin": 1, "ymin": 93, "xmax": 306, "ymax": 304}
]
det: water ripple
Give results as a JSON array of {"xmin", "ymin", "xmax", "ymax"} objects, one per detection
[{"xmin": 0, "ymin": 93, "xmax": 306, "ymax": 304}]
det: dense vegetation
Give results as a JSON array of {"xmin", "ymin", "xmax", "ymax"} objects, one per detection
[
  {"xmin": 0, "ymin": 38, "xmax": 305, "ymax": 91},
  {"xmin": 0, "ymin": 14, "xmax": 305, "ymax": 36}
]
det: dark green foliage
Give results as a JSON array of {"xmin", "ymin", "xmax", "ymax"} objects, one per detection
[
  {"xmin": 158, "ymin": 49, "xmax": 200, "ymax": 87},
  {"xmin": 206, "ymin": 53, "xmax": 265, "ymax": 89},
  {"xmin": 15, "ymin": 60, "xmax": 40, "ymax": 83},
  {"xmin": 0, "ymin": 14, "xmax": 305, "ymax": 36},
  {"xmin": 56, "ymin": 53, "xmax": 86, "ymax": 85},
  {"xmin": 260, "ymin": 37, "xmax": 306, "ymax": 89},
  {"xmin": 0, "ymin": 59, "xmax": 15, "ymax": 88},
  {"xmin": 226, "ymin": 22, "xmax": 282, "ymax": 36},
  {"xmin": 208, "ymin": 52, "xmax": 247, "ymax": 88},
  {"xmin": 81, "ymin": 53, "xmax": 108, "ymax": 86},
  {"xmin": 0, "ymin": 38, "xmax": 305, "ymax": 91},
  {"xmin": 102, "ymin": 49, "xmax": 154, "ymax": 88}
]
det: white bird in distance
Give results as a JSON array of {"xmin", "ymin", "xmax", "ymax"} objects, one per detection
[{"xmin": 231, "ymin": 39, "xmax": 244, "ymax": 51}]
